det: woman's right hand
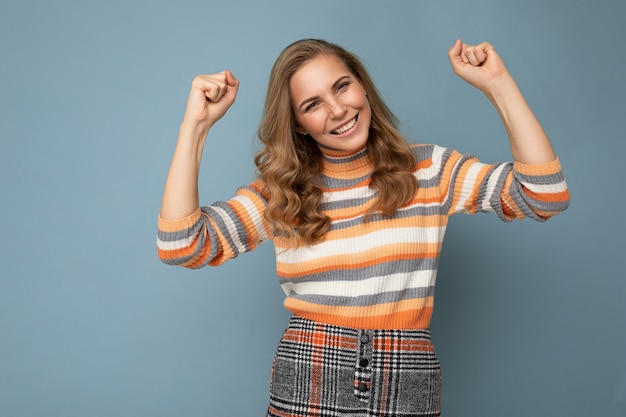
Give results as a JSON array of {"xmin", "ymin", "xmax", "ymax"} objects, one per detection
[
  {"xmin": 159, "ymin": 70, "xmax": 239, "ymax": 221},
  {"xmin": 182, "ymin": 70, "xmax": 240, "ymax": 129}
]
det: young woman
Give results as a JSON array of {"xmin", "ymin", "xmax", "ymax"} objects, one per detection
[{"xmin": 157, "ymin": 38, "xmax": 569, "ymax": 416}]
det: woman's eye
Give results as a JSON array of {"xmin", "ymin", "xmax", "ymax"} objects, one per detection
[
  {"xmin": 305, "ymin": 102, "xmax": 319, "ymax": 112},
  {"xmin": 337, "ymin": 82, "xmax": 349, "ymax": 92}
]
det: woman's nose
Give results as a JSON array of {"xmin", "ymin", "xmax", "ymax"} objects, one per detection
[{"xmin": 327, "ymin": 98, "xmax": 346, "ymax": 118}]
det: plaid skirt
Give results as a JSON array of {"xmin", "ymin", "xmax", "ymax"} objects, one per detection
[{"xmin": 267, "ymin": 316, "xmax": 441, "ymax": 417}]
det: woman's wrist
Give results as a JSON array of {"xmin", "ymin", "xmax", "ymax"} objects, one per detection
[
  {"xmin": 482, "ymin": 72, "xmax": 519, "ymax": 106},
  {"xmin": 180, "ymin": 118, "xmax": 212, "ymax": 140}
]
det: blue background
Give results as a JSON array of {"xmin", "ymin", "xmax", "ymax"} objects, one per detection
[{"xmin": 1, "ymin": 0, "xmax": 624, "ymax": 416}]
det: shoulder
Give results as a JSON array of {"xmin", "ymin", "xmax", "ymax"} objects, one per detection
[
  {"xmin": 236, "ymin": 178, "xmax": 270, "ymax": 203},
  {"xmin": 409, "ymin": 143, "xmax": 460, "ymax": 167}
]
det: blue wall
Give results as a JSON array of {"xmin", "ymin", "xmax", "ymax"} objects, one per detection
[{"xmin": 1, "ymin": 0, "xmax": 624, "ymax": 416}]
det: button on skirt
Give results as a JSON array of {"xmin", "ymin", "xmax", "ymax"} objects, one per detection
[{"xmin": 267, "ymin": 316, "xmax": 441, "ymax": 417}]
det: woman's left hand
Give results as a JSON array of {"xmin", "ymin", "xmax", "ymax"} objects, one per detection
[
  {"xmin": 447, "ymin": 39, "xmax": 510, "ymax": 94},
  {"xmin": 448, "ymin": 39, "xmax": 557, "ymax": 164}
]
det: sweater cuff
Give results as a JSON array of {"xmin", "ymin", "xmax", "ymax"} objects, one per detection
[
  {"xmin": 512, "ymin": 157, "xmax": 563, "ymax": 176},
  {"xmin": 157, "ymin": 207, "xmax": 202, "ymax": 233}
]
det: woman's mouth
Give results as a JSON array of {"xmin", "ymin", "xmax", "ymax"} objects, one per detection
[{"xmin": 331, "ymin": 115, "xmax": 358, "ymax": 135}]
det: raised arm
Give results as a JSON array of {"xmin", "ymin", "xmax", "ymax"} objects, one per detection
[
  {"xmin": 160, "ymin": 70, "xmax": 239, "ymax": 220},
  {"xmin": 447, "ymin": 39, "xmax": 556, "ymax": 164}
]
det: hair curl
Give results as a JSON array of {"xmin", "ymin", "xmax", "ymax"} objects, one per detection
[{"xmin": 255, "ymin": 39, "xmax": 418, "ymax": 245}]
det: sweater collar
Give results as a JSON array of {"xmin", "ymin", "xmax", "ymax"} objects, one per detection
[{"xmin": 319, "ymin": 145, "xmax": 373, "ymax": 180}]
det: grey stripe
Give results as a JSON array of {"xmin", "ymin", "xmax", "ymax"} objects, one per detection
[
  {"xmin": 321, "ymin": 146, "xmax": 368, "ymax": 164},
  {"xmin": 416, "ymin": 174, "xmax": 442, "ymax": 189},
  {"xmin": 278, "ymin": 257, "xmax": 439, "ymax": 284},
  {"xmin": 160, "ymin": 221, "xmax": 213, "ymax": 267},
  {"xmin": 412, "ymin": 144, "xmax": 447, "ymax": 189},
  {"xmin": 515, "ymin": 170, "xmax": 566, "ymax": 185},
  {"xmin": 157, "ymin": 218, "xmax": 203, "ymax": 242},
  {"xmin": 289, "ymin": 285, "xmax": 435, "ymax": 307},
  {"xmin": 328, "ymin": 204, "xmax": 445, "ymax": 232},
  {"xmin": 204, "ymin": 202, "xmax": 248, "ymax": 257},
  {"xmin": 485, "ymin": 163, "xmax": 513, "ymax": 221},
  {"xmin": 475, "ymin": 162, "xmax": 508, "ymax": 212},
  {"xmin": 441, "ymin": 152, "xmax": 475, "ymax": 214},
  {"xmin": 523, "ymin": 198, "xmax": 571, "ymax": 214},
  {"xmin": 319, "ymin": 174, "xmax": 370, "ymax": 189},
  {"xmin": 508, "ymin": 182, "xmax": 570, "ymax": 221}
]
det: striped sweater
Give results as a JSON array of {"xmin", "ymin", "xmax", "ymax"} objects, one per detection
[{"xmin": 157, "ymin": 144, "xmax": 569, "ymax": 330}]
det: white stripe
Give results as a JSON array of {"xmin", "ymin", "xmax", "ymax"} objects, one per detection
[
  {"xmin": 416, "ymin": 145, "xmax": 446, "ymax": 181},
  {"xmin": 156, "ymin": 234, "xmax": 196, "ymax": 251},
  {"xmin": 280, "ymin": 270, "xmax": 436, "ymax": 298},
  {"xmin": 519, "ymin": 179, "xmax": 568, "ymax": 194},
  {"xmin": 326, "ymin": 199, "xmax": 444, "ymax": 228},
  {"xmin": 323, "ymin": 185, "xmax": 375, "ymax": 203},
  {"xmin": 276, "ymin": 226, "xmax": 445, "ymax": 264}
]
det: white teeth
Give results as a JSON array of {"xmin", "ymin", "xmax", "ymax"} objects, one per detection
[{"xmin": 332, "ymin": 117, "xmax": 356, "ymax": 134}]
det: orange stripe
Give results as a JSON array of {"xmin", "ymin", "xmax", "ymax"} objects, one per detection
[
  {"xmin": 157, "ymin": 208, "xmax": 202, "ymax": 232},
  {"xmin": 310, "ymin": 323, "xmax": 323, "ymax": 416},
  {"xmin": 415, "ymin": 156, "xmax": 433, "ymax": 170},
  {"xmin": 157, "ymin": 233, "xmax": 201, "ymax": 260},
  {"xmin": 450, "ymin": 156, "xmax": 480, "ymax": 210},
  {"xmin": 513, "ymin": 158, "xmax": 564, "ymax": 176},
  {"xmin": 373, "ymin": 338, "xmax": 435, "ymax": 352},
  {"xmin": 284, "ymin": 298, "xmax": 434, "ymax": 329},
  {"xmin": 320, "ymin": 213, "xmax": 448, "ymax": 235},
  {"xmin": 523, "ymin": 188, "xmax": 570, "ymax": 203}
]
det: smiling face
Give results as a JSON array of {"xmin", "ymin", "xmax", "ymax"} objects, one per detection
[{"xmin": 289, "ymin": 54, "xmax": 371, "ymax": 152}]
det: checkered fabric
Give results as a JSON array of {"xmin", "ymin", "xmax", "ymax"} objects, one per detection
[{"xmin": 267, "ymin": 316, "xmax": 441, "ymax": 417}]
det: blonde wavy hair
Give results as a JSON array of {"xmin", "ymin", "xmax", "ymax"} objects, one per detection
[{"xmin": 255, "ymin": 39, "xmax": 418, "ymax": 245}]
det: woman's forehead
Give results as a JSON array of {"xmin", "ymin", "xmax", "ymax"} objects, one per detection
[{"xmin": 290, "ymin": 55, "xmax": 352, "ymax": 96}]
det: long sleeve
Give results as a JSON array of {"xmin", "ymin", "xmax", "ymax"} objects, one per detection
[
  {"xmin": 156, "ymin": 179, "xmax": 271, "ymax": 268},
  {"xmin": 432, "ymin": 145, "xmax": 569, "ymax": 221}
]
